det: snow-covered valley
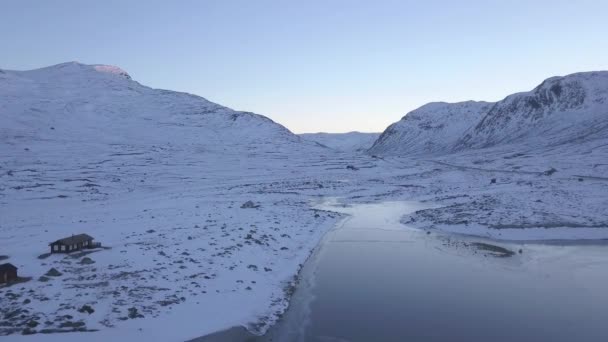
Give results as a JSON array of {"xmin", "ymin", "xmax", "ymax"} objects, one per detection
[
  {"xmin": 1, "ymin": 64, "xmax": 608, "ymax": 341},
  {"xmin": 299, "ymin": 132, "xmax": 380, "ymax": 152}
]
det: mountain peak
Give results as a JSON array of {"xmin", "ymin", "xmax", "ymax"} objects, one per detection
[{"xmin": 13, "ymin": 61, "xmax": 133, "ymax": 81}]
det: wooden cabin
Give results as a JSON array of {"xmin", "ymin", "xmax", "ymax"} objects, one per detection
[
  {"xmin": 49, "ymin": 234, "xmax": 98, "ymax": 253},
  {"xmin": 0, "ymin": 263, "xmax": 18, "ymax": 284}
]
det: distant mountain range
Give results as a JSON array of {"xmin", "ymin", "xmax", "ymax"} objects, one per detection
[
  {"xmin": 299, "ymin": 132, "xmax": 380, "ymax": 152},
  {"xmin": 3, "ymin": 62, "xmax": 606, "ymax": 159},
  {"xmin": 369, "ymin": 71, "xmax": 608, "ymax": 156}
]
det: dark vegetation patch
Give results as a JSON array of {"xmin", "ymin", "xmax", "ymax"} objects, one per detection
[{"xmin": 470, "ymin": 242, "xmax": 515, "ymax": 257}]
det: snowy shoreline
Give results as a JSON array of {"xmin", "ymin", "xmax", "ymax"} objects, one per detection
[
  {"xmin": 2, "ymin": 198, "xmax": 343, "ymax": 342},
  {"xmin": 194, "ymin": 198, "xmax": 608, "ymax": 341},
  {"xmin": 424, "ymin": 223, "xmax": 608, "ymax": 242}
]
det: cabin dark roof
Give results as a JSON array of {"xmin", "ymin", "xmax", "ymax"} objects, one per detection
[
  {"xmin": 50, "ymin": 234, "xmax": 94, "ymax": 246},
  {"xmin": 0, "ymin": 263, "xmax": 17, "ymax": 271}
]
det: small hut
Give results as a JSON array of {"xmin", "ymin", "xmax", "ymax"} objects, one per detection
[
  {"xmin": 0, "ymin": 263, "xmax": 18, "ymax": 283},
  {"xmin": 49, "ymin": 234, "xmax": 97, "ymax": 253}
]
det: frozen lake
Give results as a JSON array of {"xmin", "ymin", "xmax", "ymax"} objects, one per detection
[{"xmin": 200, "ymin": 200, "xmax": 608, "ymax": 342}]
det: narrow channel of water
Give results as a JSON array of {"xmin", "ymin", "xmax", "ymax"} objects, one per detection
[{"xmin": 257, "ymin": 199, "xmax": 608, "ymax": 342}]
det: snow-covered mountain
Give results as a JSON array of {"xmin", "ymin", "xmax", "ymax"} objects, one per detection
[
  {"xmin": 368, "ymin": 101, "xmax": 492, "ymax": 156},
  {"xmin": 0, "ymin": 62, "xmax": 306, "ymax": 152},
  {"xmin": 369, "ymin": 71, "xmax": 608, "ymax": 156},
  {"xmin": 457, "ymin": 71, "xmax": 608, "ymax": 149},
  {"xmin": 299, "ymin": 132, "xmax": 380, "ymax": 152}
]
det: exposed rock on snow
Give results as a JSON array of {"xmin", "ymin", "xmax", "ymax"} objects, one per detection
[
  {"xmin": 78, "ymin": 305, "xmax": 95, "ymax": 315},
  {"xmin": 44, "ymin": 268, "xmax": 62, "ymax": 277},
  {"xmin": 79, "ymin": 257, "xmax": 95, "ymax": 265},
  {"xmin": 241, "ymin": 201, "xmax": 260, "ymax": 209}
]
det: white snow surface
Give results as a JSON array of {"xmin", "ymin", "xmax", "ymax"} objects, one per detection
[
  {"xmin": 299, "ymin": 132, "xmax": 380, "ymax": 152},
  {"xmin": 1, "ymin": 64, "xmax": 608, "ymax": 341}
]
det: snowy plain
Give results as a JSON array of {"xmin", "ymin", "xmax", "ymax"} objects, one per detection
[{"xmin": 1, "ymin": 63, "xmax": 608, "ymax": 341}]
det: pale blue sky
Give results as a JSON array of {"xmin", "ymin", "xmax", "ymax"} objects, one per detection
[{"xmin": 2, "ymin": 0, "xmax": 607, "ymax": 133}]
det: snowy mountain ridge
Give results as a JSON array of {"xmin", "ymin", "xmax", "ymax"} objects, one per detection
[
  {"xmin": 369, "ymin": 101, "xmax": 492, "ymax": 156},
  {"xmin": 458, "ymin": 71, "xmax": 608, "ymax": 149},
  {"xmin": 1, "ymin": 61, "xmax": 306, "ymax": 151},
  {"xmin": 9, "ymin": 61, "xmax": 133, "ymax": 80},
  {"xmin": 369, "ymin": 71, "xmax": 608, "ymax": 156}
]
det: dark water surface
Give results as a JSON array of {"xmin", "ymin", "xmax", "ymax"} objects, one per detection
[{"xmin": 202, "ymin": 201, "xmax": 608, "ymax": 342}]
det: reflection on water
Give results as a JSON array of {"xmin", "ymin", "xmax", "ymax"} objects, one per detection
[{"xmin": 258, "ymin": 199, "xmax": 608, "ymax": 342}]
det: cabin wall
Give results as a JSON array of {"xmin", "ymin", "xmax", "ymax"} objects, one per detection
[
  {"xmin": 50, "ymin": 240, "xmax": 93, "ymax": 253},
  {"xmin": 0, "ymin": 269, "xmax": 17, "ymax": 283}
]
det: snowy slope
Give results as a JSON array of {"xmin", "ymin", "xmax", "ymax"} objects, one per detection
[
  {"xmin": 457, "ymin": 71, "xmax": 608, "ymax": 149},
  {"xmin": 299, "ymin": 132, "xmax": 380, "ymax": 152},
  {"xmin": 369, "ymin": 101, "xmax": 491, "ymax": 156},
  {"xmin": 0, "ymin": 62, "xmax": 345, "ymax": 340},
  {"xmin": 0, "ymin": 62, "xmax": 305, "ymax": 153},
  {"xmin": 369, "ymin": 71, "xmax": 608, "ymax": 156}
]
